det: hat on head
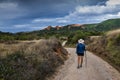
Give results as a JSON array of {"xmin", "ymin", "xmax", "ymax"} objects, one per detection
[{"xmin": 78, "ymin": 39, "xmax": 84, "ymax": 43}]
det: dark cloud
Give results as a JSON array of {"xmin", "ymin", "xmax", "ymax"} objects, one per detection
[
  {"xmin": 0, "ymin": 0, "xmax": 108, "ymax": 19},
  {"xmin": 1, "ymin": 0, "xmax": 119, "ymax": 33}
]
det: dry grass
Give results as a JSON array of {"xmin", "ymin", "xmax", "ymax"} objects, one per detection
[
  {"xmin": 0, "ymin": 41, "xmax": 35, "ymax": 57},
  {"xmin": 87, "ymin": 31, "xmax": 120, "ymax": 72},
  {"xmin": 106, "ymin": 29, "xmax": 120, "ymax": 36},
  {"xmin": 0, "ymin": 39, "xmax": 68, "ymax": 80}
]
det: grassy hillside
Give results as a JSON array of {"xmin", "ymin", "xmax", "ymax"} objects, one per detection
[
  {"xmin": 95, "ymin": 18, "xmax": 120, "ymax": 31},
  {"xmin": 87, "ymin": 29, "xmax": 120, "ymax": 72},
  {"xmin": 83, "ymin": 24, "xmax": 97, "ymax": 31},
  {"xmin": 0, "ymin": 39, "xmax": 68, "ymax": 80}
]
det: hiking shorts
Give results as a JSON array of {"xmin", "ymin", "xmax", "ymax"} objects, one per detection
[{"xmin": 77, "ymin": 53, "xmax": 84, "ymax": 56}]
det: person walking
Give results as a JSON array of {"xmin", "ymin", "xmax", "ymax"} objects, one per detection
[{"xmin": 76, "ymin": 39, "xmax": 86, "ymax": 68}]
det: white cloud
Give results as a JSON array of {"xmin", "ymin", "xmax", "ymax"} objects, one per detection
[
  {"xmin": 74, "ymin": 0, "xmax": 120, "ymax": 15},
  {"xmin": 33, "ymin": 18, "xmax": 56, "ymax": 22},
  {"xmin": 0, "ymin": 2, "xmax": 18, "ymax": 9},
  {"xmin": 57, "ymin": 20, "xmax": 69, "ymax": 23},
  {"xmin": 13, "ymin": 24, "xmax": 44, "ymax": 30},
  {"xmin": 30, "ymin": 26, "xmax": 44, "ymax": 29},
  {"xmin": 75, "ymin": 5, "xmax": 116, "ymax": 14},
  {"xmin": 33, "ymin": 17, "xmax": 69, "ymax": 23},
  {"xmin": 14, "ymin": 24, "xmax": 30, "ymax": 28},
  {"xmin": 104, "ymin": 12, "xmax": 120, "ymax": 19},
  {"xmin": 0, "ymin": 2, "xmax": 27, "ymax": 20},
  {"xmin": 61, "ymin": 0, "xmax": 120, "ymax": 23},
  {"xmin": 106, "ymin": 0, "xmax": 120, "ymax": 6}
]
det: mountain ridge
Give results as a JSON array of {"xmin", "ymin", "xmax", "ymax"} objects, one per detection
[{"xmin": 0, "ymin": 18, "xmax": 120, "ymax": 41}]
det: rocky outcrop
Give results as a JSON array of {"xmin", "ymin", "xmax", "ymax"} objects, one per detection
[
  {"xmin": 43, "ymin": 24, "xmax": 84, "ymax": 30},
  {"xmin": 44, "ymin": 26, "xmax": 53, "ymax": 30},
  {"xmin": 68, "ymin": 24, "xmax": 84, "ymax": 29}
]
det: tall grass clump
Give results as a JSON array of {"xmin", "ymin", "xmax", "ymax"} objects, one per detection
[{"xmin": 0, "ymin": 39, "xmax": 68, "ymax": 80}]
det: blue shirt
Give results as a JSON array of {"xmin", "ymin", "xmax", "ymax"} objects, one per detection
[{"xmin": 76, "ymin": 43, "xmax": 86, "ymax": 54}]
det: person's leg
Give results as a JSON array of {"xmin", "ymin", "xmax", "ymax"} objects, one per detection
[
  {"xmin": 80, "ymin": 56, "xmax": 83, "ymax": 67},
  {"xmin": 77, "ymin": 56, "xmax": 80, "ymax": 68}
]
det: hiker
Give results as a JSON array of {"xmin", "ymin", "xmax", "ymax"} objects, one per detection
[{"xmin": 76, "ymin": 39, "xmax": 86, "ymax": 68}]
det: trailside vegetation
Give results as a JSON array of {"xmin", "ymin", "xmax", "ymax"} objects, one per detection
[{"xmin": 0, "ymin": 39, "xmax": 68, "ymax": 80}]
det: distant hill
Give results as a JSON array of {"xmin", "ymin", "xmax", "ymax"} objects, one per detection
[
  {"xmin": 42, "ymin": 18, "xmax": 120, "ymax": 31},
  {"xmin": 43, "ymin": 24, "xmax": 83, "ymax": 31},
  {"xmin": 94, "ymin": 18, "xmax": 120, "ymax": 31}
]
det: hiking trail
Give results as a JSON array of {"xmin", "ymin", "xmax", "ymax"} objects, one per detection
[{"xmin": 51, "ymin": 48, "xmax": 120, "ymax": 80}]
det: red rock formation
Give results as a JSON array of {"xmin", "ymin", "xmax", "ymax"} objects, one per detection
[
  {"xmin": 55, "ymin": 26, "xmax": 62, "ymax": 30},
  {"xmin": 44, "ymin": 26, "xmax": 52, "ymax": 30},
  {"xmin": 68, "ymin": 24, "xmax": 83, "ymax": 29},
  {"xmin": 71, "ymin": 24, "xmax": 82, "ymax": 27}
]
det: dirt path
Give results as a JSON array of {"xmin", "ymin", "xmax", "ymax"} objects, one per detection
[{"xmin": 52, "ymin": 48, "xmax": 120, "ymax": 80}]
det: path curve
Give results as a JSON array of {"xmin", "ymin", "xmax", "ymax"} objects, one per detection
[{"xmin": 52, "ymin": 48, "xmax": 120, "ymax": 80}]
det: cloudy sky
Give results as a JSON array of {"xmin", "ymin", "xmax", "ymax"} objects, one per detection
[{"xmin": 0, "ymin": 0, "xmax": 120, "ymax": 32}]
